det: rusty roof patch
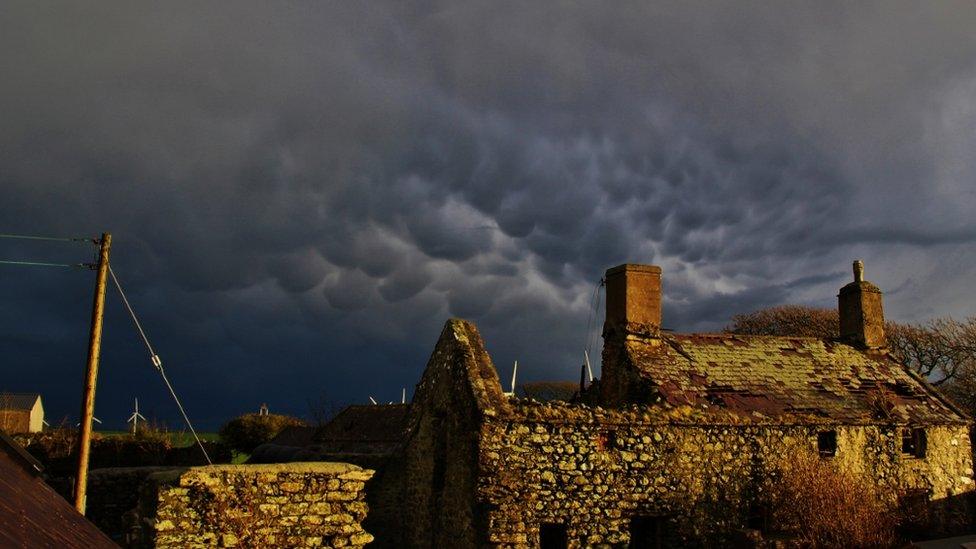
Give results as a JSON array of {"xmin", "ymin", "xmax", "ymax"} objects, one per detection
[
  {"xmin": 622, "ymin": 333, "xmax": 965, "ymax": 424},
  {"xmin": 0, "ymin": 433, "xmax": 116, "ymax": 548}
]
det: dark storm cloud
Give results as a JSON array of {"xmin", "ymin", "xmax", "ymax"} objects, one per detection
[{"xmin": 2, "ymin": 1, "xmax": 976, "ymax": 427}]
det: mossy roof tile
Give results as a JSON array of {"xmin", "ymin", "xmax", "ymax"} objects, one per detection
[{"xmin": 623, "ymin": 333, "xmax": 964, "ymax": 424}]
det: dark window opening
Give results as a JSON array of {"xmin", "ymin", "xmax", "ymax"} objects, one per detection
[
  {"xmin": 597, "ymin": 430, "xmax": 617, "ymax": 451},
  {"xmin": 902, "ymin": 427, "xmax": 927, "ymax": 458},
  {"xmin": 628, "ymin": 516, "xmax": 663, "ymax": 549},
  {"xmin": 430, "ymin": 413, "xmax": 448, "ymax": 497},
  {"xmin": 746, "ymin": 502, "xmax": 767, "ymax": 532},
  {"xmin": 539, "ymin": 523, "xmax": 568, "ymax": 549},
  {"xmin": 817, "ymin": 430, "xmax": 837, "ymax": 458}
]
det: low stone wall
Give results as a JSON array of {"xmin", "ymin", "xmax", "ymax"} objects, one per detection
[
  {"xmin": 133, "ymin": 462, "xmax": 375, "ymax": 548},
  {"xmin": 88, "ymin": 466, "xmax": 175, "ymax": 542}
]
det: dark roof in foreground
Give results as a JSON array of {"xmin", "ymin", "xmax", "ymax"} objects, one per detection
[
  {"xmin": 0, "ymin": 393, "xmax": 41, "ymax": 411},
  {"xmin": 0, "ymin": 432, "xmax": 116, "ymax": 548},
  {"xmin": 624, "ymin": 333, "xmax": 965, "ymax": 423}
]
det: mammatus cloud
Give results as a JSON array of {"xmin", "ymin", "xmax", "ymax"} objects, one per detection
[{"xmin": 1, "ymin": 2, "xmax": 975, "ymax": 427}]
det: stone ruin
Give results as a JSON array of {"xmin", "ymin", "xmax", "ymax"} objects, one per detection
[
  {"xmin": 81, "ymin": 261, "xmax": 975, "ymax": 547},
  {"xmin": 361, "ymin": 262, "xmax": 974, "ymax": 547}
]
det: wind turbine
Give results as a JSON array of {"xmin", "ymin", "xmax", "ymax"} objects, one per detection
[
  {"xmin": 76, "ymin": 417, "xmax": 101, "ymax": 427},
  {"xmin": 127, "ymin": 398, "xmax": 147, "ymax": 435},
  {"xmin": 504, "ymin": 360, "xmax": 518, "ymax": 397}
]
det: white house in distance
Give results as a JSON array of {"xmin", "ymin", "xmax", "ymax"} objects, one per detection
[{"xmin": 0, "ymin": 393, "xmax": 44, "ymax": 433}]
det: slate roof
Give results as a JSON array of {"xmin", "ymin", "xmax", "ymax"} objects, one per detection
[
  {"xmin": 314, "ymin": 404, "xmax": 409, "ymax": 454},
  {"xmin": 520, "ymin": 381, "xmax": 579, "ymax": 403},
  {"xmin": 268, "ymin": 425, "xmax": 319, "ymax": 448},
  {"xmin": 625, "ymin": 333, "xmax": 966, "ymax": 424},
  {"xmin": 0, "ymin": 432, "xmax": 117, "ymax": 548},
  {"xmin": 0, "ymin": 393, "xmax": 41, "ymax": 411}
]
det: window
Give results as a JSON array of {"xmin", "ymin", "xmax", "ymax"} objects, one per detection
[
  {"xmin": 597, "ymin": 430, "xmax": 617, "ymax": 451},
  {"xmin": 539, "ymin": 523, "xmax": 568, "ymax": 549},
  {"xmin": 902, "ymin": 427, "xmax": 927, "ymax": 458},
  {"xmin": 629, "ymin": 516, "xmax": 663, "ymax": 549},
  {"xmin": 746, "ymin": 502, "xmax": 767, "ymax": 532},
  {"xmin": 817, "ymin": 430, "xmax": 837, "ymax": 458}
]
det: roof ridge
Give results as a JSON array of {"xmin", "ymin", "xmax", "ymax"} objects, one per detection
[{"xmin": 675, "ymin": 332, "xmax": 827, "ymax": 340}]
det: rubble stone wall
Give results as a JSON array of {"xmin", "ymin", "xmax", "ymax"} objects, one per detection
[
  {"xmin": 134, "ymin": 462, "xmax": 374, "ymax": 548},
  {"xmin": 365, "ymin": 319, "xmax": 496, "ymax": 548},
  {"xmin": 478, "ymin": 402, "xmax": 975, "ymax": 547},
  {"xmin": 85, "ymin": 466, "xmax": 174, "ymax": 541}
]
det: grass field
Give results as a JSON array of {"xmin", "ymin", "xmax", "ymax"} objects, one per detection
[
  {"xmin": 95, "ymin": 430, "xmax": 250, "ymax": 463},
  {"xmin": 96, "ymin": 430, "xmax": 220, "ymax": 448}
]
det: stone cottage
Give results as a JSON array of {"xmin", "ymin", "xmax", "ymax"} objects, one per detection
[{"xmin": 370, "ymin": 261, "xmax": 974, "ymax": 547}]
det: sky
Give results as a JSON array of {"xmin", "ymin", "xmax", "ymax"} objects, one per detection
[{"xmin": 1, "ymin": 2, "xmax": 975, "ymax": 430}]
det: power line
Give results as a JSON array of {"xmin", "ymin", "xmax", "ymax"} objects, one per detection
[
  {"xmin": 0, "ymin": 233, "xmax": 94, "ymax": 243},
  {"xmin": 0, "ymin": 259, "xmax": 92, "ymax": 269},
  {"xmin": 108, "ymin": 265, "xmax": 212, "ymax": 465},
  {"xmin": 0, "ymin": 233, "xmax": 98, "ymax": 269},
  {"xmin": 583, "ymin": 277, "xmax": 605, "ymax": 358}
]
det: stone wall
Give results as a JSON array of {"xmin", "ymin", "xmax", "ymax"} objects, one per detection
[
  {"xmin": 373, "ymin": 318, "xmax": 976, "ymax": 547},
  {"xmin": 477, "ymin": 401, "xmax": 975, "ymax": 547},
  {"xmin": 132, "ymin": 462, "xmax": 374, "ymax": 548},
  {"xmin": 87, "ymin": 466, "xmax": 175, "ymax": 542},
  {"xmin": 366, "ymin": 319, "xmax": 496, "ymax": 548}
]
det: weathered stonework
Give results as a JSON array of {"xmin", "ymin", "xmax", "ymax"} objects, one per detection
[
  {"xmin": 131, "ymin": 462, "xmax": 374, "ymax": 548},
  {"xmin": 479, "ymin": 403, "xmax": 973, "ymax": 547},
  {"xmin": 370, "ymin": 316, "xmax": 974, "ymax": 548},
  {"xmin": 254, "ymin": 261, "xmax": 974, "ymax": 547},
  {"xmin": 86, "ymin": 466, "xmax": 175, "ymax": 541}
]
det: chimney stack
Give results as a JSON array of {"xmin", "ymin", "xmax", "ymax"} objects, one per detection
[
  {"xmin": 600, "ymin": 264, "xmax": 663, "ymax": 406},
  {"xmin": 604, "ymin": 264, "xmax": 662, "ymax": 333},
  {"xmin": 838, "ymin": 260, "xmax": 885, "ymax": 348}
]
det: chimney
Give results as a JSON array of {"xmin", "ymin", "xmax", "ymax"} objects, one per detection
[
  {"xmin": 600, "ymin": 263, "xmax": 662, "ymax": 407},
  {"xmin": 838, "ymin": 260, "xmax": 885, "ymax": 348},
  {"xmin": 604, "ymin": 264, "xmax": 662, "ymax": 333}
]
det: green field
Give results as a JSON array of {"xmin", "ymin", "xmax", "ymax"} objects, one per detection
[{"xmin": 96, "ymin": 430, "xmax": 220, "ymax": 448}]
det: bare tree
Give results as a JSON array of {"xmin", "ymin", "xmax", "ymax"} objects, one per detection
[
  {"xmin": 726, "ymin": 305, "xmax": 838, "ymax": 339},
  {"xmin": 929, "ymin": 317, "xmax": 976, "ymax": 415},
  {"xmin": 884, "ymin": 318, "xmax": 976, "ymax": 385}
]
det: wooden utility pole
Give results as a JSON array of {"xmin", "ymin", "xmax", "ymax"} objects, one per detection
[{"xmin": 74, "ymin": 232, "xmax": 111, "ymax": 514}]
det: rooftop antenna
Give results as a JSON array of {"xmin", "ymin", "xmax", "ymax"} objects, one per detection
[
  {"xmin": 368, "ymin": 396, "xmax": 378, "ymax": 405},
  {"xmin": 401, "ymin": 388, "xmax": 406, "ymax": 404},
  {"xmin": 583, "ymin": 350, "xmax": 594, "ymax": 383},
  {"xmin": 127, "ymin": 398, "xmax": 147, "ymax": 435}
]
